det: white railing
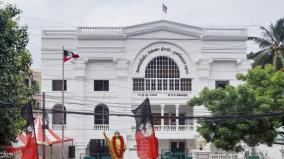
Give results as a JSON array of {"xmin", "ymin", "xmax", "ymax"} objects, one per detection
[
  {"xmin": 209, "ymin": 154, "xmax": 239, "ymax": 159},
  {"xmin": 42, "ymin": 30, "xmax": 77, "ymax": 36},
  {"xmin": 205, "ymin": 28, "xmax": 247, "ymax": 37},
  {"xmin": 94, "ymin": 124, "xmax": 109, "ymax": 130},
  {"xmin": 154, "ymin": 125, "xmax": 194, "ymax": 132},
  {"xmin": 52, "ymin": 124, "xmax": 66, "ymax": 130},
  {"xmin": 78, "ymin": 27, "xmax": 123, "ymax": 34},
  {"xmin": 178, "ymin": 125, "xmax": 194, "ymax": 131}
]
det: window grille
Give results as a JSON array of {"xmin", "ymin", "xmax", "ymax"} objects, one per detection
[
  {"xmin": 52, "ymin": 80, "xmax": 67, "ymax": 91},
  {"xmin": 52, "ymin": 104, "xmax": 66, "ymax": 125},
  {"xmin": 94, "ymin": 104, "xmax": 109, "ymax": 125},
  {"xmin": 133, "ymin": 56, "xmax": 191, "ymax": 92},
  {"xmin": 94, "ymin": 80, "xmax": 109, "ymax": 91}
]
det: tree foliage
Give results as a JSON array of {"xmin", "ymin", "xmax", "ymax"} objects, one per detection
[
  {"xmin": 248, "ymin": 18, "xmax": 284, "ymax": 70},
  {"xmin": 0, "ymin": 2, "xmax": 32, "ymax": 150},
  {"xmin": 188, "ymin": 65, "xmax": 284, "ymax": 152}
]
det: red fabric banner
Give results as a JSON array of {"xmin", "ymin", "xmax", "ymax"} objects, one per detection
[
  {"xmin": 135, "ymin": 130, "xmax": 158, "ymax": 159},
  {"xmin": 21, "ymin": 133, "xmax": 39, "ymax": 159},
  {"xmin": 21, "ymin": 103, "xmax": 39, "ymax": 159},
  {"xmin": 132, "ymin": 98, "xmax": 159, "ymax": 159}
]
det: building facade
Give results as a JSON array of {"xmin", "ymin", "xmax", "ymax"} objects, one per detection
[
  {"xmin": 41, "ymin": 20, "xmax": 251, "ymax": 158},
  {"xmin": 25, "ymin": 69, "xmax": 41, "ymax": 110}
]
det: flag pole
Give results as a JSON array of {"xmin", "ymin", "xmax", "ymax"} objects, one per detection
[
  {"xmin": 62, "ymin": 46, "xmax": 65, "ymax": 159},
  {"xmin": 42, "ymin": 92, "xmax": 46, "ymax": 159}
]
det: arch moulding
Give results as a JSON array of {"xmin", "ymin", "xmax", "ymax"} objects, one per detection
[{"xmin": 132, "ymin": 42, "xmax": 193, "ymax": 78}]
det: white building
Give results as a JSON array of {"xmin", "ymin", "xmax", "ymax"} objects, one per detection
[{"xmin": 41, "ymin": 20, "xmax": 251, "ymax": 159}]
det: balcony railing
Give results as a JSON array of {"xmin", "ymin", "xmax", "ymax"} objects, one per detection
[
  {"xmin": 209, "ymin": 154, "xmax": 239, "ymax": 159},
  {"xmin": 94, "ymin": 124, "xmax": 109, "ymax": 131},
  {"xmin": 52, "ymin": 124, "xmax": 66, "ymax": 130},
  {"xmin": 154, "ymin": 125, "xmax": 194, "ymax": 132},
  {"xmin": 78, "ymin": 27, "xmax": 123, "ymax": 34},
  {"xmin": 42, "ymin": 30, "xmax": 77, "ymax": 36},
  {"xmin": 204, "ymin": 28, "xmax": 247, "ymax": 37}
]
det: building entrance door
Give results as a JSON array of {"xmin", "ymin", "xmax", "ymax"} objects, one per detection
[{"xmin": 170, "ymin": 141, "xmax": 186, "ymax": 153}]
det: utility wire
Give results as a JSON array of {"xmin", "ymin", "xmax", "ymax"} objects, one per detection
[
  {"xmin": 33, "ymin": 108, "xmax": 284, "ymax": 121},
  {"xmin": 2, "ymin": 100, "xmax": 284, "ymax": 122}
]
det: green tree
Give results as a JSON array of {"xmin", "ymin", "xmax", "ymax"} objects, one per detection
[
  {"xmin": 248, "ymin": 18, "xmax": 284, "ymax": 70},
  {"xmin": 188, "ymin": 65, "xmax": 284, "ymax": 152},
  {"xmin": 0, "ymin": 2, "xmax": 32, "ymax": 150}
]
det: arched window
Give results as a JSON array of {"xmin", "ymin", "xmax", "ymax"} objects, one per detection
[
  {"xmin": 52, "ymin": 104, "xmax": 66, "ymax": 125},
  {"xmin": 94, "ymin": 104, "xmax": 109, "ymax": 125},
  {"xmin": 133, "ymin": 56, "xmax": 191, "ymax": 91},
  {"xmin": 145, "ymin": 56, "xmax": 180, "ymax": 78}
]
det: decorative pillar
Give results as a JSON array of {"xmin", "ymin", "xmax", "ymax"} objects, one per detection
[
  {"xmin": 175, "ymin": 104, "xmax": 180, "ymax": 131},
  {"xmin": 160, "ymin": 104, "xmax": 165, "ymax": 131},
  {"xmin": 193, "ymin": 107, "xmax": 198, "ymax": 131}
]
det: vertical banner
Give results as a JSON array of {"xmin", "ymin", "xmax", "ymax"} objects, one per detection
[
  {"xmin": 132, "ymin": 98, "xmax": 158, "ymax": 159},
  {"xmin": 21, "ymin": 103, "xmax": 39, "ymax": 159}
]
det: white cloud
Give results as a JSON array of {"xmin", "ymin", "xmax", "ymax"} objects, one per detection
[{"xmin": 1, "ymin": 0, "xmax": 284, "ymax": 70}]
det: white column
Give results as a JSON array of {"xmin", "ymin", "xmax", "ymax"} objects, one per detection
[
  {"xmin": 175, "ymin": 104, "xmax": 180, "ymax": 131},
  {"xmin": 161, "ymin": 104, "xmax": 165, "ymax": 130}
]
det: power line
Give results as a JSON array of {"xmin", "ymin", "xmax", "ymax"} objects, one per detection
[
  {"xmin": 0, "ymin": 99, "xmax": 210, "ymax": 115},
  {"xmin": 2, "ymin": 100, "xmax": 284, "ymax": 122},
  {"xmin": 31, "ymin": 108, "xmax": 284, "ymax": 122},
  {"xmin": 41, "ymin": 99, "xmax": 210, "ymax": 114}
]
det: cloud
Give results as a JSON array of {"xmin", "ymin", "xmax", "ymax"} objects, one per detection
[{"xmin": 2, "ymin": 0, "xmax": 284, "ymax": 69}]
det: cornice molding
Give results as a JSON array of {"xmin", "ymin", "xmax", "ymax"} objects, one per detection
[
  {"xmin": 41, "ymin": 20, "xmax": 248, "ymax": 41},
  {"xmin": 125, "ymin": 26, "xmax": 202, "ymax": 39}
]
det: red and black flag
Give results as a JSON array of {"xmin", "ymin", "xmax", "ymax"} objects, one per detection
[
  {"xmin": 64, "ymin": 50, "xmax": 79, "ymax": 62},
  {"xmin": 21, "ymin": 103, "xmax": 39, "ymax": 159},
  {"xmin": 132, "ymin": 98, "xmax": 158, "ymax": 159}
]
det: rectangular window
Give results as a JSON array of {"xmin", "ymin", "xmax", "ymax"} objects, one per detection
[
  {"xmin": 169, "ymin": 79, "xmax": 174, "ymax": 90},
  {"xmin": 146, "ymin": 79, "xmax": 150, "ymax": 90},
  {"xmin": 181, "ymin": 79, "xmax": 192, "ymax": 91},
  {"xmin": 157, "ymin": 79, "xmax": 162, "ymax": 90},
  {"xmin": 151, "ymin": 79, "xmax": 156, "ymax": 90},
  {"xmin": 170, "ymin": 113, "xmax": 176, "ymax": 125},
  {"xmin": 163, "ymin": 79, "xmax": 167, "ymax": 90},
  {"xmin": 171, "ymin": 142, "xmax": 185, "ymax": 152},
  {"xmin": 95, "ymin": 115, "xmax": 103, "ymax": 124},
  {"xmin": 95, "ymin": 114, "xmax": 109, "ymax": 125},
  {"xmin": 164, "ymin": 113, "xmax": 170, "ymax": 125},
  {"xmin": 152, "ymin": 113, "xmax": 161, "ymax": 125},
  {"xmin": 52, "ymin": 80, "xmax": 67, "ymax": 91},
  {"xmin": 215, "ymin": 80, "xmax": 229, "ymax": 89},
  {"xmin": 89, "ymin": 139, "xmax": 108, "ymax": 154},
  {"xmin": 175, "ymin": 79, "xmax": 179, "ymax": 90},
  {"xmin": 52, "ymin": 106, "xmax": 66, "ymax": 125},
  {"xmin": 94, "ymin": 80, "xmax": 109, "ymax": 91},
  {"xmin": 104, "ymin": 115, "xmax": 109, "ymax": 125},
  {"xmin": 133, "ymin": 78, "xmax": 144, "ymax": 91},
  {"xmin": 179, "ymin": 114, "xmax": 186, "ymax": 125}
]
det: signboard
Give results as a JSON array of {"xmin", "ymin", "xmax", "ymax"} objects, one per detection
[
  {"xmin": 136, "ymin": 93, "xmax": 188, "ymax": 97},
  {"xmin": 136, "ymin": 46, "xmax": 189, "ymax": 74}
]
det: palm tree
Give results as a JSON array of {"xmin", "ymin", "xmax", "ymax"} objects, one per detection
[{"xmin": 248, "ymin": 18, "xmax": 284, "ymax": 70}]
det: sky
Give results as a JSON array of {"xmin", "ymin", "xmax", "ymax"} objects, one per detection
[
  {"xmin": 1, "ymin": 0, "xmax": 284, "ymax": 158},
  {"xmin": 2, "ymin": 0, "xmax": 284, "ymax": 69}
]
